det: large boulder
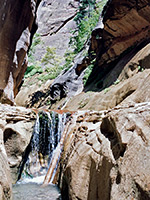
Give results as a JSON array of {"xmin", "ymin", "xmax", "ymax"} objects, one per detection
[
  {"xmin": 60, "ymin": 102, "xmax": 150, "ymax": 200},
  {"xmin": 0, "ymin": 0, "xmax": 41, "ymax": 105},
  {"xmin": 0, "ymin": 104, "xmax": 35, "ymax": 183}
]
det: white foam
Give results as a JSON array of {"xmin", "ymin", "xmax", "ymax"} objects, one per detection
[{"xmin": 18, "ymin": 175, "xmax": 45, "ymax": 185}]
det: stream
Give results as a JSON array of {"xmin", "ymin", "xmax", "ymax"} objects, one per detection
[{"xmin": 12, "ymin": 111, "xmax": 69, "ymax": 200}]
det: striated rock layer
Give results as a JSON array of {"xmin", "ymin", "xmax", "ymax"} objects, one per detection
[
  {"xmin": 87, "ymin": 0, "xmax": 150, "ymax": 85},
  {"xmin": 0, "ymin": 0, "xmax": 41, "ymax": 105},
  {"xmin": 60, "ymin": 102, "xmax": 150, "ymax": 200}
]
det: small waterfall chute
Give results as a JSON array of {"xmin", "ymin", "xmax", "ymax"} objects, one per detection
[
  {"xmin": 20, "ymin": 110, "xmax": 71, "ymax": 184},
  {"xmin": 43, "ymin": 119, "xmax": 71, "ymax": 185}
]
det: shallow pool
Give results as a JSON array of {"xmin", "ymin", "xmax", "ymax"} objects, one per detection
[{"xmin": 12, "ymin": 183, "xmax": 61, "ymax": 200}]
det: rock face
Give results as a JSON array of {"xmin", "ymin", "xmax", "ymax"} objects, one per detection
[
  {"xmin": 88, "ymin": 0, "xmax": 150, "ymax": 85},
  {"xmin": 0, "ymin": 0, "xmax": 41, "ymax": 105},
  {"xmin": 36, "ymin": 0, "xmax": 78, "ymax": 58},
  {"xmin": 0, "ymin": 121, "xmax": 12, "ymax": 200},
  {"xmin": 15, "ymin": 0, "xmax": 80, "ymax": 107},
  {"xmin": 23, "ymin": 0, "xmax": 150, "ymax": 108},
  {"xmin": 61, "ymin": 1, "xmax": 150, "ymax": 112},
  {"xmin": 60, "ymin": 102, "xmax": 150, "ymax": 200},
  {"xmin": 0, "ymin": 104, "xmax": 35, "ymax": 183},
  {"xmin": 0, "ymin": 152, "xmax": 12, "ymax": 200}
]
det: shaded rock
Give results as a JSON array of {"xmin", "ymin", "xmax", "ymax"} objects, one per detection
[
  {"xmin": 15, "ymin": 79, "xmax": 53, "ymax": 107},
  {"xmin": 60, "ymin": 102, "xmax": 150, "ymax": 200},
  {"xmin": 87, "ymin": 0, "xmax": 150, "ymax": 87},
  {"xmin": 63, "ymin": 69, "xmax": 149, "ymax": 111},
  {"xmin": 63, "ymin": 42, "xmax": 150, "ymax": 111},
  {"xmin": 0, "ymin": 0, "xmax": 41, "ymax": 104}
]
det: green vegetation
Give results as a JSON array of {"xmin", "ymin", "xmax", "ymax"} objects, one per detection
[
  {"xmin": 63, "ymin": 50, "xmax": 76, "ymax": 70},
  {"xmin": 114, "ymin": 79, "xmax": 120, "ymax": 85},
  {"xmin": 26, "ymin": 45, "xmax": 64, "ymax": 82},
  {"xmin": 68, "ymin": 0, "xmax": 107, "ymax": 84},
  {"xmin": 41, "ymin": 47, "xmax": 62, "ymax": 66},
  {"xmin": 63, "ymin": 0, "xmax": 107, "ymax": 73},
  {"xmin": 24, "ymin": 63, "xmax": 43, "ymax": 78},
  {"xmin": 83, "ymin": 63, "xmax": 94, "ymax": 85},
  {"xmin": 25, "ymin": 33, "xmax": 44, "ymax": 79},
  {"xmin": 104, "ymin": 88, "xmax": 111, "ymax": 94},
  {"xmin": 25, "ymin": 0, "xmax": 107, "ymax": 85},
  {"xmin": 70, "ymin": 1, "xmax": 107, "ymax": 53},
  {"xmin": 74, "ymin": 0, "xmax": 96, "ymax": 24},
  {"xmin": 138, "ymin": 65, "xmax": 144, "ymax": 72}
]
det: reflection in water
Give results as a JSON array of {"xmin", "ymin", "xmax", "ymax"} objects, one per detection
[{"xmin": 13, "ymin": 183, "xmax": 61, "ymax": 200}]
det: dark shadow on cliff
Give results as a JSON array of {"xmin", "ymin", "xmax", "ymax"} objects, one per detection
[
  {"xmin": 84, "ymin": 40, "xmax": 150, "ymax": 93},
  {"xmin": 87, "ymin": 157, "xmax": 113, "ymax": 200}
]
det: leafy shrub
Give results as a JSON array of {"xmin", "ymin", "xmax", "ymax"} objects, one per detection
[
  {"xmin": 83, "ymin": 63, "xmax": 94, "ymax": 85},
  {"xmin": 74, "ymin": 0, "xmax": 96, "ymax": 24},
  {"xmin": 70, "ymin": 1, "xmax": 107, "ymax": 54},
  {"xmin": 24, "ymin": 63, "xmax": 43, "ymax": 78},
  {"xmin": 41, "ymin": 47, "xmax": 61, "ymax": 65}
]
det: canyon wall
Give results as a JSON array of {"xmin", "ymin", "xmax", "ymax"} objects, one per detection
[
  {"xmin": 60, "ymin": 103, "xmax": 150, "ymax": 200},
  {"xmin": 0, "ymin": 0, "xmax": 41, "ymax": 105}
]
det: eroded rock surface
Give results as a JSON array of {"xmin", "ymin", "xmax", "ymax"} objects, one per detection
[
  {"xmin": 0, "ymin": 0, "xmax": 40, "ymax": 104},
  {"xmin": 0, "ymin": 132, "xmax": 12, "ymax": 200},
  {"xmin": 60, "ymin": 102, "xmax": 150, "ymax": 200},
  {"xmin": 64, "ymin": 43, "xmax": 150, "ymax": 111},
  {"xmin": 0, "ymin": 104, "xmax": 35, "ymax": 183},
  {"xmin": 36, "ymin": 0, "xmax": 78, "ymax": 58},
  {"xmin": 88, "ymin": 0, "xmax": 150, "ymax": 84},
  {"xmin": 15, "ymin": 0, "xmax": 80, "ymax": 107}
]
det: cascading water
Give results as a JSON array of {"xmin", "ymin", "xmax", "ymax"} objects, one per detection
[{"xmin": 13, "ymin": 110, "xmax": 70, "ymax": 200}]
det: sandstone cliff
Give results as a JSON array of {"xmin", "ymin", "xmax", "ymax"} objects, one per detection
[
  {"xmin": 0, "ymin": 0, "xmax": 41, "ymax": 105},
  {"xmin": 60, "ymin": 102, "xmax": 150, "ymax": 200},
  {"xmin": 1, "ymin": 0, "xmax": 150, "ymax": 200}
]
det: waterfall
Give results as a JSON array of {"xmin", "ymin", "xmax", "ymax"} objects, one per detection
[{"xmin": 20, "ymin": 110, "xmax": 70, "ymax": 184}]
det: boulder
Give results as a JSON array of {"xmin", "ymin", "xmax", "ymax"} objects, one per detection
[
  {"xmin": 0, "ymin": 104, "xmax": 35, "ymax": 183},
  {"xmin": 60, "ymin": 102, "xmax": 150, "ymax": 200}
]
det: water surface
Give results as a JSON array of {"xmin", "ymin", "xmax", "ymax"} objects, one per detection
[{"xmin": 13, "ymin": 183, "xmax": 61, "ymax": 200}]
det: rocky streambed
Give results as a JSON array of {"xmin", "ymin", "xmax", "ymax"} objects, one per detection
[{"xmin": 0, "ymin": 102, "xmax": 150, "ymax": 200}]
